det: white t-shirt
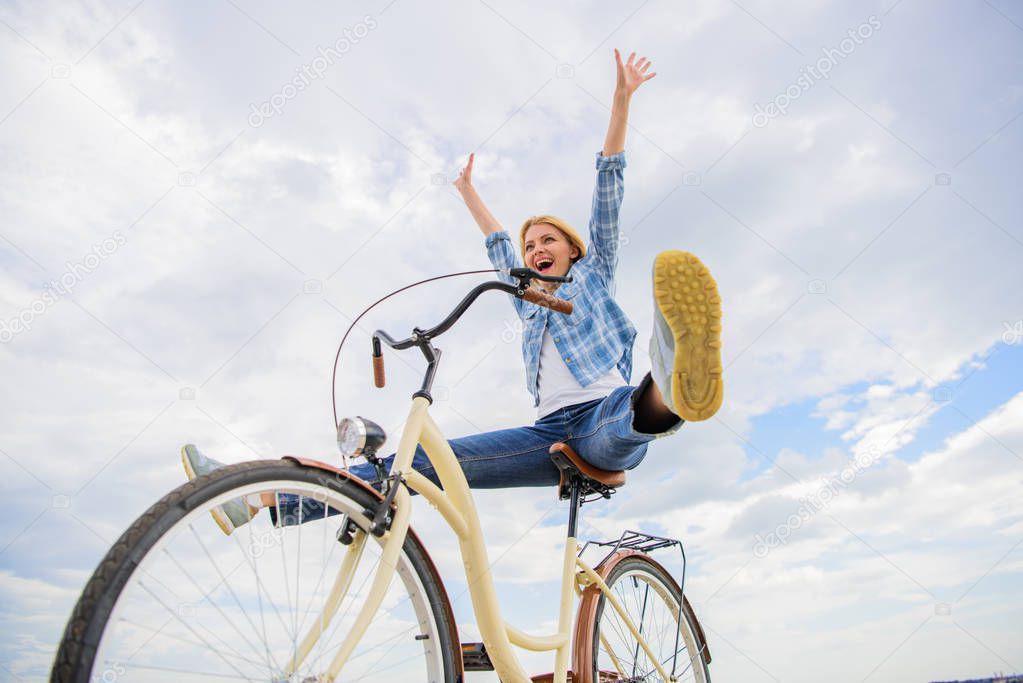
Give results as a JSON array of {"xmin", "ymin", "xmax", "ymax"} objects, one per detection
[{"xmin": 537, "ymin": 329, "xmax": 627, "ymax": 418}]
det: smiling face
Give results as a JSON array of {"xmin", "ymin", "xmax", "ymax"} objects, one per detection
[{"xmin": 523, "ymin": 223, "xmax": 581, "ymax": 282}]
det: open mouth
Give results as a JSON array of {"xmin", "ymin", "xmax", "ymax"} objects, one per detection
[{"xmin": 535, "ymin": 257, "xmax": 555, "ymax": 273}]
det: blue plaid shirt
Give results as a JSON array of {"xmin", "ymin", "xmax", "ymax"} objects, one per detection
[{"xmin": 485, "ymin": 150, "xmax": 637, "ymax": 407}]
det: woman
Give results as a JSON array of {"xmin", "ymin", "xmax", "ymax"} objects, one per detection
[{"xmin": 181, "ymin": 49, "xmax": 724, "ymax": 534}]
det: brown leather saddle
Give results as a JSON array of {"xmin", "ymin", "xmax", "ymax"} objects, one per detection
[{"xmin": 548, "ymin": 442, "xmax": 625, "ymax": 501}]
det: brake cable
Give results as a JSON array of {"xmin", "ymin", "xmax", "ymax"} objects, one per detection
[{"xmin": 330, "ymin": 269, "xmax": 500, "ymax": 429}]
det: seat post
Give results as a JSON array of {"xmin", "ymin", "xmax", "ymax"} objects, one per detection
[{"xmin": 567, "ymin": 478, "xmax": 582, "ymax": 538}]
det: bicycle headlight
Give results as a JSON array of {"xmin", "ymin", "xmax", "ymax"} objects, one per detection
[{"xmin": 337, "ymin": 416, "xmax": 386, "ymax": 458}]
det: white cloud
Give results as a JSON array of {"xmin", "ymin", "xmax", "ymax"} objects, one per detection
[
  {"xmin": 614, "ymin": 390, "xmax": 1023, "ymax": 682},
  {"xmin": 2, "ymin": 1, "xmax": 1021, "ymax": 681}
]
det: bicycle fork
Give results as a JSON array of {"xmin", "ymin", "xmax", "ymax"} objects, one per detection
[{"xmin": 280, "ymin": 486, "xmax": 414, "ymax": 682}]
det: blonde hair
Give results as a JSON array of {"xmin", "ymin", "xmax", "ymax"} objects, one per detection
[{"xmin": 518, "ymin": 215, "xmax": 587, "ymax": 263}]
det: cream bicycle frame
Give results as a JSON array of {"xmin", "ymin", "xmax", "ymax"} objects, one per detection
[{"xmin": 290, "ymin": 395, "xmax": 675, "ymax": 683}]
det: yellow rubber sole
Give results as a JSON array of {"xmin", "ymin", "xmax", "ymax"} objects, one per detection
[
  {"xmin": 653, "ymin": 251, "xmax": 724, "ymax": 421},
  {"xmin": 180, "ymin": 445, "xmax": 235, "ymax": 536}
]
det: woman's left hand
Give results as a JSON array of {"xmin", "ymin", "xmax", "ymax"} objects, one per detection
[{"xmin": 614, "ymin": 48, "xmax": 656, "ymax": 96}]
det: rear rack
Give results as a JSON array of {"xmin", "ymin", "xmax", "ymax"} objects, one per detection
[{"xmin": 579, "ymin": 529, "xmax": 687, "ymax": 596}]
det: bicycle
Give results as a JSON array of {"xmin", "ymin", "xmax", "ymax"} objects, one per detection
[{"xmin": 52, "ymin": 266, "xmax": 712, "ymax": 682}]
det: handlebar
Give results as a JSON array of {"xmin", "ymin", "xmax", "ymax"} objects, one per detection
[
  {"xmin": 522, "ymin": 287, "xmax": 573, "ymax": 314},
  {"xmin": 370, "ymin": 267, "xmax": 573, "ymax": 392},
  {"xmin": 506, "ymin": 266, "xmax": 572, "ymax": 284}
]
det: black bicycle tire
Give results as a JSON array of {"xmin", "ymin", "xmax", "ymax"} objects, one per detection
[
  {"xmin": 50, "ymin": 459, "xmax": 459, "ymax": 682},
  {"xmin": 591, "ymin": 555, "xmax": 711, "ymax": 682}
]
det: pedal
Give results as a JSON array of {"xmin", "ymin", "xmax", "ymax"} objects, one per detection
[{"xmin": 460, "ymin": 642, "xmax": 494, "ymax": 672}]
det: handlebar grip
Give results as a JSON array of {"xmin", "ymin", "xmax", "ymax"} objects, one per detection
[
  {"xmin": 522, "ymin": 288, "xmax": 573, "ymax": 315},
  {"xmin": 372, "ymin": 353, "xmax": 386, "ymax": 388}
]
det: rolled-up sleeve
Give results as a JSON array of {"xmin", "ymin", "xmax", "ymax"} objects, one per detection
[
  {"xmin": 588, "ymin": 150, "xmax": 626, "ymax": 290},
  {"xmin": 485, "ymin": 230, "xmax": 525, "ymax": 317}
]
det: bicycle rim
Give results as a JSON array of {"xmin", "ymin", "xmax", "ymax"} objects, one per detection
[
  {"xmin": 54, "ymin": 461, "xmax": 456, "ymax": 682},
  {"xmin": 591, "ymin": 556, "xmax": 709, "ymax": 682}
]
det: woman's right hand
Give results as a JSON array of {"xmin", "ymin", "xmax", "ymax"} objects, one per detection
[
  {"xmin": 454, "ymin": 152, "xmax": 503, "ymax": 236},
  {"xmin": 453, "ymin": 152, "xmax": 474, "ymax": 194}
]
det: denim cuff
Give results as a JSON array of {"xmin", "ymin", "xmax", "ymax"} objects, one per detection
[
  {"xmin": 629, "ymin": 372, "xmax": 685, "ymax": 439},
  {"xmin": 652, "ymin": 415, "xmax": 686, "ymax": 439},
  {"xmin": 267, "ymin": 493, "xmax": 312, "ymax": 528},
  {"xmin": 595, "ymin": 150, "xmax": 627, "ymax": 170}
]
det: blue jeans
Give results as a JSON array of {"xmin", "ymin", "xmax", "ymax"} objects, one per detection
[{"xmin": 271, "ymin": 377, "xmax": 683, "ymax": 526}]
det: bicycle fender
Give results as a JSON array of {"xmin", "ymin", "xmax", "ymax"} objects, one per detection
[{"xmin": 571, "ymin": 549, "xmax": 712, "ymax": 682}]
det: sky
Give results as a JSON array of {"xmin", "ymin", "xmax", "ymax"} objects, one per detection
[{"xmin": 0, "ymin": 0, "xmax": 1021, "ymax": 681}]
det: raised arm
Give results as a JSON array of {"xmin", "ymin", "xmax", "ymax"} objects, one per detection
[
  {"xmin": 454, "ymin": 153, "xmax": 502, "ymax": 236},
  {"xmin": 601, "ymin": 49, "xmax": 656, "ymax": 155},
  {"xmin": 453, "ymin": 153, "xmax": 526, "ymax": 316},
  {"xmin": 590, "ymin": 49, "xmax": 657, "ymax": 287}
]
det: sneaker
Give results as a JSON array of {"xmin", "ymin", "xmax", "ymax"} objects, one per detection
[
  {"xmin": 649, "ymin": 251, "xmax": 724, "ymax": 421},
  {"xmin": 180, "ymin": 444, "xmax": 253, "ymax": 536}
]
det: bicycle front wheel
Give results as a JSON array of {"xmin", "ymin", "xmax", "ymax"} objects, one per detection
[
  {"xmin": 52, "ymin": 459, "xmax": 458, "ymax": 682},
  {"xmin": 577, "ymin": 553, "xmax": 710, "ymax": 683}
]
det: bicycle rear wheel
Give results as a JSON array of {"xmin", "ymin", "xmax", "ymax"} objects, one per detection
[
  {"xmin": 52, "ymin": 459, "xmax": 458, "ymax": 682},
  {"xmin": 577, "ymin": 553, "xmax": 710, "ymax": 682}
]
